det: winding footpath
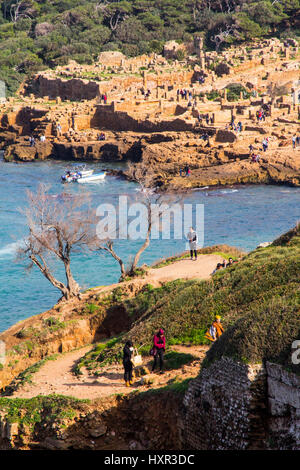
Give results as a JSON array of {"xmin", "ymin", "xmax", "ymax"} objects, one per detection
[{"xmin": 9, "ymin": 254, "xmax": 222, "ymax": 399}]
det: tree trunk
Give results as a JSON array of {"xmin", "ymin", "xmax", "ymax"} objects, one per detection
[
  {"xmin": 30, "ymin": 255, "xmax": 69, "ymax": 299},
  {"xmin": 31, "ymin": 255, "xmax": 80, "ymax": 301},
  {"xmin": 64, "ymin": 260, "xmax": 81, "ymax": 299},
  {"xmin": 128, "ymin": 209, "xmax": 152, "ymax": 276}
]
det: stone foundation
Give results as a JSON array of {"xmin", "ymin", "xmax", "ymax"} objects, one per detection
[
  {"xmin": 182, "ymin": 358, "xmax": 267, "ymax": 450},
  {"xmin": 266, "ymin": 362, "xmax": 300, "ymax": 449}
]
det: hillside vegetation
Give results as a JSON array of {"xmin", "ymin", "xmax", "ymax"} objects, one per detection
[
  {"xmin": 81, "ymin": 224, "xmax": 300, "ymax": 374},
  {"xmin": 0, "ymin": 0, "xmax": 299, "ymax": 95}
]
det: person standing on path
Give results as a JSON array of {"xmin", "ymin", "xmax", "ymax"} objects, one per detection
[
  {"xmin": 123, "ymin": 340, "xmax": 134, "ymax": 387},
  {"xmin": 151, "ymin": 329, "xmax": 166, "ymax": 374},
  {"xmin": 187, "ymin": 227, "xmax": 198, "ymax": 260}
]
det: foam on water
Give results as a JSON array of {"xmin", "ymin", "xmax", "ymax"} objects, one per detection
[{"xmin": 0, "ymin": 240, "xmax": 22, "ymax": 258}]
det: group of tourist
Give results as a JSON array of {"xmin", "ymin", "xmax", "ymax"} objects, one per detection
[
  {"xmin": 197, "ymin": 113, "xmax": 213, "ymax": 126},
  {"xmin": 177, "ymin": 88, "xmax": 200, "ymax": 109},
  {"xmin": 179, "ymin": 165, "xmax": 191, "ymax": 177},
  {"xmin": 212, "ymin": 257, "xmax": 237, "ymax": 274},
  {"xmin": 248, "ymin": 138, "xmax": 269, "ymax": 161},
  {"xmin": 97, "ymin": 132, "xmax": 106, "ymax": 141},
  {"xmin": 177, "ymin": 89, "xmax": 193, "ymax": 100},
  {"xmin": 256, "ymin": 109, "xmax": 266, "ymax": 122},
  {"xmin": 101, "ymin": 93, "xmax": 107, "ymax": 104},
  {"xmin": 123, "ymin": 328, "xmax": 166, "ymax": 386},
  {"xmin": 141, "ymin": 88, "xmax": 151, "ymax": 99},
  {"xmin": 122, "ymin": 314, "xmax": 225, "ymax": 386},
  {"xmin": 28, "ymin": 134, "xmax": 48, "ymax": 146},
  {"xmin": 225, "ymin": 118, "xmax": 243, "ymax": 133},
  {"xmin": 251, "ymin": 153, "xmax": 261, "ymax": 162},
  {"xmin": 223, "ymin": 115, "xmax": 243, "ymax": 133}
]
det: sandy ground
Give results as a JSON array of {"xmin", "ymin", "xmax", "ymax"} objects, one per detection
[
  {"xmin": 146, "ymin": 254, "xmax": 224, "ymax": 283},
  {"xmin": 11, "ymin": 345, "xmax": 208, "ymax": 399}
]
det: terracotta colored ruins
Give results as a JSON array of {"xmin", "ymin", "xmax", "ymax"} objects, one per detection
[{"xmin": 0, "ymin": 37, "xmax": 299, "ymax": 188}]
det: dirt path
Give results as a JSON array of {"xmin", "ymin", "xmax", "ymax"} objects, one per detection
[
  {"xmin": 11, "ymin": 344, "xmax": 208, "ymax": 400},
  {"xmin": 146, "ymin": 254, "xmax": 224, "ymax": 283}
]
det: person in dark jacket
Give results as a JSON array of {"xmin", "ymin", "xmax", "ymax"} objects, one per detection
[
  {"xmin": 151, "ymin": 328, "xmax": 166, "ymax": 374},
  {"xmin": 123, "ymin": 340, "xmax": 134, "ymax": 386}
]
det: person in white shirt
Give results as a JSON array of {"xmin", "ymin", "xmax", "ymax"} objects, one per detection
[{"xmin": 187, "ymin": 227, "xmax": 198, "ymax": 260}]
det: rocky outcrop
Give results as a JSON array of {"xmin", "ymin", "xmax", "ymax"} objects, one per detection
[
  {"xmin": 4, "ymin": 141, "xmax": 54, "ymax": 161},
  {"xmin": 0, "ymin": 389, "xmax": 184, "ymax": 450},
  {"xmin": 3, "ymin": 132, "xmax": 300, "ymax": 188}
]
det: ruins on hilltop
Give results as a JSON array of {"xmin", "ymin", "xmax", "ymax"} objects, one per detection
[{"xmin": 0, "ymin": 37, "xmax": 299, "ymax": 188}]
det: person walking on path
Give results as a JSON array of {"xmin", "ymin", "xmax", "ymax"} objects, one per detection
[
  {"xmin": 151, "ymin": 329, "xmax": 166, "ymax": 374},
  {"xmin": 123, "ymin": 340, "xmax": 134, "ymax": 387},
  {"xmin": 187, "ymin": 227, "xmax": 198, "ymax": 260}
]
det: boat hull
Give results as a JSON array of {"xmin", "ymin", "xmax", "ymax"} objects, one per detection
[{"xmin": 76, "ymin": 172, "xmax": 106, "ymax": 183}]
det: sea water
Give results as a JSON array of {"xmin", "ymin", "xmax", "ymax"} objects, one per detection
[{"xmin": 0, "ymin": 156, "xmax": 299, "ymax": 332}]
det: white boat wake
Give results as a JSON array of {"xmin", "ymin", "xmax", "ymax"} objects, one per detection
[{"xmin": 0, "ymin": 240, "xmax": 24, "ymax": 258}]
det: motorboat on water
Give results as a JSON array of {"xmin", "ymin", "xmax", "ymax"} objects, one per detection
[
  {"xmin": 61, "ymin": 164, "xmax": 94, "ymax": 183},
  {"xmin": 76, "ymin": 172, "xmax": 106, "ymax": 183}
]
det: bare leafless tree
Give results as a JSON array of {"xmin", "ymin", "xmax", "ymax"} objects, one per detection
[
  {"xmin": 18, "ymin": 184, "xmax": 95, "ymax": 302},
  {"xmin": 94, "ymin": 163, "xmax": 180, "ymax": 280},
  {"xmin": 212, "ymin": 24, "xmax": 233, "ymax": 51},
  {"xmin": 95, "ymin": 0, "xmax": 129, "ymax": 31},
  {"xmin": 10, "ymin": 0, "xmax": 32, "ymax": 23}
]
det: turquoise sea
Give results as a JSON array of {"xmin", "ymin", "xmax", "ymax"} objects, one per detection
[{"xmin": 0, "ymin": 155, "xmax": 299, "ymax": 332}]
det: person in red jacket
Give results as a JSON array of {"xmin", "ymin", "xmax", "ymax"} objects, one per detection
[{"xmin": 151, "ymin": 328, "xmax": 165, "ymax": 374}]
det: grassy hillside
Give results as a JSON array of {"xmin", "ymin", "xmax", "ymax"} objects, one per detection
[
  {"xmin": 206, "ymin": 223, "xmax": 300, "ymax": 372},
  {"xmin": 0, "ymin": 0, "xmax": 299, "ymax": 95},
  {"xmin": 82, "ymin": 224, "xmax": 300, "ymax": 373}
]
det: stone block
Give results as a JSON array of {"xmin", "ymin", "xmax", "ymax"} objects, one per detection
[
  {"xmin": 268, "ymin": 377, "xmax": 300, "ymax": 409},
  {"xmin": 266, "ymin": 362, "xmax": 282, "ymax": 381},
  {"xmin": 269, "ymin": 398, "xmax": 289, "ymax": 416}
]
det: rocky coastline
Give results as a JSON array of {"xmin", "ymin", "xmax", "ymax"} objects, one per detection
[
  {"xmin": 0, "ymin": 38, "xmax": 299, "ymax": 191},
  {"xmin": 2, "ymin": 131, "xmax": 299, "ymax": 189}
]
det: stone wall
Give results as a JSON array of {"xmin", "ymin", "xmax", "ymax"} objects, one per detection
[
  {"xmin": 36, "ymin": 76, "xmax": 101, "ymax": 101},
  {"xmin": 28, "ymin": 70, "xmax": 195, "ymax": 102},
  {"xmin": 92, "ymin": 105, "xmax": 195, "ymax": 133},
  {"xmin": 182, "ymin": 358, "xmax": 267, "ymax": 450},
  {"xmin": 266, "ymin": 362, "xmax": 300, "ymax": 449},
  {"xmin": 182, "ymin": 357, "xmax": 300, "ymax": 450}
]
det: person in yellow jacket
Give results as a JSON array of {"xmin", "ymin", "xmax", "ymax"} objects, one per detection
[{"xmin": 205, "ymin": 315, "xmax": 224, "ymax": 342}]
